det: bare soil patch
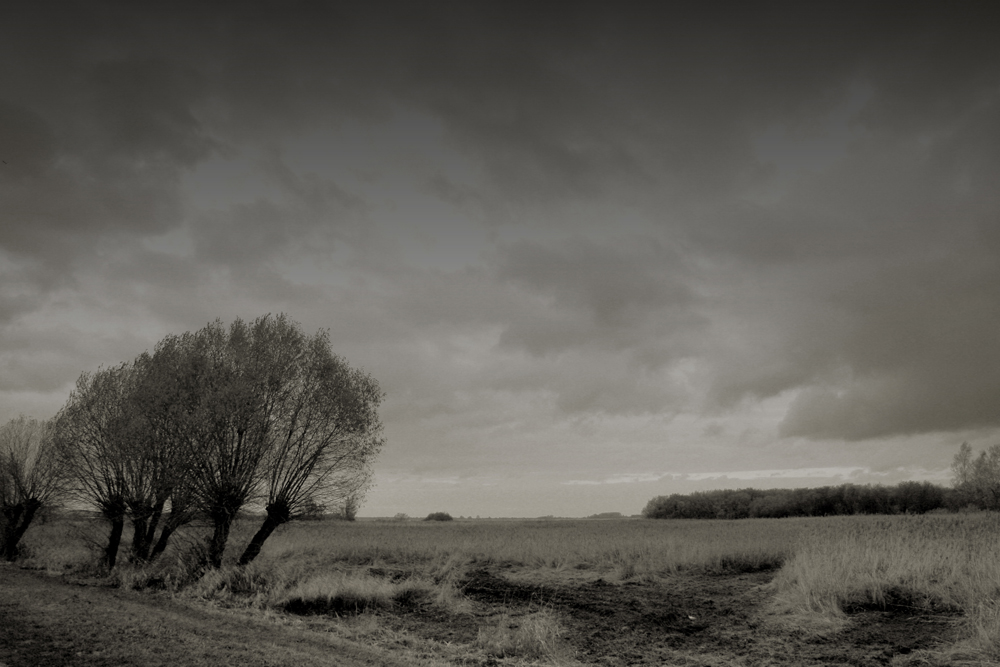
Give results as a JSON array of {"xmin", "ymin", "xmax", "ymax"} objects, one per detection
[
  {"xmin": 0, "ymin": 564, "xmax": 420, "ymax": 667},
  {"xmin": 381, "ymin": 566, "xmax": 962, "ymax": 666}
]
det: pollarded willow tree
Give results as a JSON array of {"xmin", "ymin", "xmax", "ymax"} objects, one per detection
[
  {"xmin": 54, "ymin": 363, "xmax": 140, "ymax": 569},
  {"xmin": 173, "ymin": 314, "xmax": 384, "ymax": 568},
  {"xmin": 56, "ymin": 313, "xmax": 383, "ymax": 571},
  {"xmin": 0, "ymin": 416, "xmax": 65, "ymax": 560},
  {"xmin": 237, "ymin": 327, "xmax": 384, "ymax": 565},
  {"xmin": 122, "ymin": 343, "xmax": 204, "ymax": 563},
  {"xmin": 55, "ymin": 349, "xmax": 202, "ymax": 568},
  {"xmin": 183, "ymin": 316, "xmax": 303, "ymax": 568}
]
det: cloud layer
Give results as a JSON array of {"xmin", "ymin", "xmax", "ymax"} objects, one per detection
[{"xmin": 2, "ymin": 3, "xmax": 999, "ymax": 514}]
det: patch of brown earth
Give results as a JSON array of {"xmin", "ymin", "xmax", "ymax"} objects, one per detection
[
  {"xmin": 0, "ymin": 565, "xmax": 420, "ymax": 667},
  {"xmin": 382, "ymin": 567, "xmax": 962, "ymax": 666}
]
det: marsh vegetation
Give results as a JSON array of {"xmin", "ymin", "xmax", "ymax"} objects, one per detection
[{"xmin": 7, "ymin": 512, "xmax": 1000, "ymax": 665}]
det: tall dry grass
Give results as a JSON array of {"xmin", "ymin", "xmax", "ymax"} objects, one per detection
[
  {"xmin": 19, "ymin": 515, "xmax": 804, "ymax": 581},
  {"xmin": 475, "ymin": 607, "xmax": 574, "ymax": 663},
  {"xmin": 20, "ymin": 511, "xmax": 1000, "ymax": 662},
  {"xmin": 769, "ymin": 513, "xmax": 1000, "ymax": 661},
  {"xmin": 14, "ymin": 517, "xmax": 109, "ymax": 574},
  {"xmin": 244, "ymin": 517, "xmax": 802, "ymax": 581}
]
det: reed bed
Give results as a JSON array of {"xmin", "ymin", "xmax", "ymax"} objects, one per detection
[
  {"xmin": 774, "ymin": 514, "xmax": 1000, "ymax": 612},
  {"xmin": 769, "ymin": 513, "xmax": 1000, "ymax": 661},
  {"xmin": 245, "ymin": 517, "xmax": 803, "ymax": 580}
]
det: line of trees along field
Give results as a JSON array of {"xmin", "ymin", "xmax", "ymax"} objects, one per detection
[
  {"xmin": 0, "ymin": 314, "xmax": 384, "ymax": 569},
  {"xmin": 643, "ymin": 443, "xmax": 1000, "ymax": 520}
]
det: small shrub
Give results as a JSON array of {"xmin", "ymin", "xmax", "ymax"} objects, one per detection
[
  {"xmin": 424, "ymin": 512, "xmax": 453, "ymax": 522},
  {"xmin": 185, "ymin": 564, "xmax": 276, "ymax": 606},
  {"xmin": 7, "ymin": 541, "xmax": 33, "ymax": 562},
  {"xmin": 342, "ymin": 496, "xmax": 359, "ymax": 522},
  {"xmin": 298, "ymin": 502, "xmax": 327, "ymax": 521},
  {"xmin": 108, "ymin": 563, "xmax": 167, "ymax": 591},
  {"xmin": 163, "ymin": 539, "xmax": 213, "ymax": 588},
  {"xmin": 279, "ymin": 572, "xmax": 435, "ymax": 616},
  {"xmin": 475, "ymin": 608, "xmax": 572, "ymax": 661}
]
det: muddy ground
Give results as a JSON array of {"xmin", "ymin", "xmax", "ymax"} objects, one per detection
[
  {"xmin": 379, "ymin": 565, "xmax": 962, "ymax": 666},
  {"xmin": 1, "ymin": 563, "xmax": 963, "ymax": 666},
  {"xmin": 0, "ymin": 565, "xmax": 414, "ymax": 667}
]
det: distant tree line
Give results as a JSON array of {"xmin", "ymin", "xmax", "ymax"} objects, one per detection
[
  {"xmin": 0, "ymin": 314, "xmax": 384, "ymax": 569},
  {"xmin": 644, "ymin": 443, "xmax": 1000, "ymax": 520},
  {"xmin": 642, "ymin": 482, "xmax": 948, "ymax": 520}
]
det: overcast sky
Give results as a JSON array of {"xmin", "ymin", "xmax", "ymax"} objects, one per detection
[{"xmin": 2, "ymin": 2, "xmax": 999, "ymax": 517}]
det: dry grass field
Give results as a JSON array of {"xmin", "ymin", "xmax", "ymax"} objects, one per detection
[{"xmin": 8, "ymin": 513, "xmax": 1000, "ymax": 666}]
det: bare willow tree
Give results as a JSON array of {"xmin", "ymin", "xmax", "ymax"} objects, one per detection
[
  {"xmin": 122, "ymin": 343, "xmax": 204, "ymax": 562},
  {"xmin": 183, "ymin": 315, "xmax": 311, "ymax": 568},
  {"xmin": 55, "ymin": 356, "xmax": 196, "ymax": 568},
  {"xmin": 237, "ymin": 328, "xmax": 384, "ymax": 565},
  {"xmin": 54, "ymin": 364, "xmax": 137, "ymax": 568},
  {"xmin": 0, "ymin": 416, "xmax": 64, "ymax": 560},
  {"xmin": 55, "ymin": 313, "xmax": 384, "ymax": 571},
  {"xmin": 169, "ymin": 315, "xmax": 383, "ymax": 568}
]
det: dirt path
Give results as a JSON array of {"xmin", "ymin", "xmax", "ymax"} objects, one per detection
[{"xmin": 0, "ymin": 565, "xmax": 430, "ymax": 667}]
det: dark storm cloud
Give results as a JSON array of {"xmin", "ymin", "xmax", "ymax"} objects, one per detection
[
  {"xmin": 86, "ymin": 58, "xmax": 217, "ymax": 168},
  {"xmin": 777, "ymin": 253, "xmax": 1000, "ymax": 440},
  {"xmin": 494, "ymin": 237, "xmax": 703, "ymax": 362},
  {"xmin": 5, "ymin": 2, "xmax": 994, "ymax": 244},
  {"xmin": 191, "ymin": 152, "xmax": 367, "ymax": 271},
  {"xmin": 3, "ymin": 1, "xmax": 1000, "ymax": 447},
  {"xmin": 0, "ymin": 13, "xmax": 204, "ymax": 296}
]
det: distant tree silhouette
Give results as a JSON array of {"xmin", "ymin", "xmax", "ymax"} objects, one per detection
[
  {"xmin": 643, "ymin": 482, "xmax": 950, "ymax": 520},
  {"xmin": 952, "ymin": 442, "xmax": 1000, "ymax": 510},
  {"xmin": 0, "ymin": 416, "xmax": 64, "ymax": 560}
]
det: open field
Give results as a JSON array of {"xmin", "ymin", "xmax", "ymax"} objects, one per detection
[{"xmin": 7, "ymin": 514, "xmax": 1000, "ymax": 665}]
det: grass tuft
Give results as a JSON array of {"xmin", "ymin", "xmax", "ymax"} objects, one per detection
[
  {"xmin": 108, "ymin": 563, "xmax": 168, "ymax": 590},
  {"xmin": 278, "ymin": 572, "xmax": 437, "ymax": 616},
  {"xmin": 184, "ymin": 563, "xmax": 279, "ymax": 607},
  {"xmin": 475, "ymin": 608, "xmax": 573, "ymax": 662}
]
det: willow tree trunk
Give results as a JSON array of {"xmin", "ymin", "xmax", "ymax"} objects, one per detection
[
  {"xmin": 104, "ymin": 517, "xmax": 125, "ymax": 570},
  {"xmin": 238, "ymin": 508, "xmax": 287, "ymax": 566},
  {"xmin": 129, "ymin": 517, "xmax": 149, "ymax": 562},
  {"xmin": 148, "ymin": 505, "xmax": 188, "ymax": 562},
  {"xmin": 129, "ymin": 500, "xmax": 166, "ymax": 562},
  {"xmin": 206, "ymin": 514, "xmax": 233, "ymax": 569},
  {"xmin": 1, "ymin": 500, "xmax": 41, "ymax": 561}
]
